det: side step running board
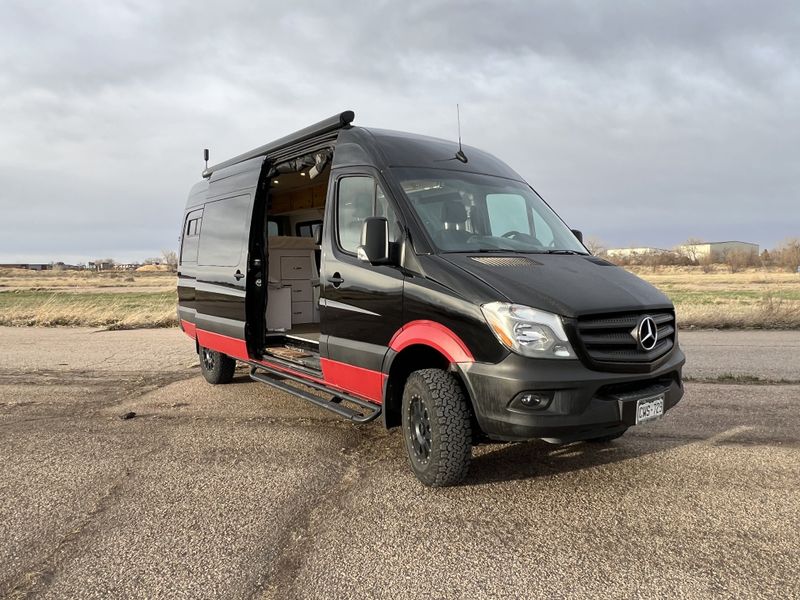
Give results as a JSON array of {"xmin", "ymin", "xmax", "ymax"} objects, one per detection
[{"xmin": 249, "ymin": 366, "xmax": 381, "ymax": 424}]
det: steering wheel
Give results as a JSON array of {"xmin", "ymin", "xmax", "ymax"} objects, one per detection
[{"xmin": 502, "ymin": 230, "xmax": 524, "ymax": 239}]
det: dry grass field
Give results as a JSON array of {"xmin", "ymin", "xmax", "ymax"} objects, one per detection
[
  {"xmin": 626, "ymin": 266, "xmax": 800, "ymax": 329},
  {"xmin": 0, "ymin": 265, "xmax": 798, "ymax": 330},
  {"xmin": 0, "ymin": 268, "xmax": 176, "ymax": 329}
]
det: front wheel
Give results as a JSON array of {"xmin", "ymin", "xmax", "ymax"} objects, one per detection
[
  {"xmin": 401, "ymin": 369, "xmax": 472, "ymax": 487},
  {"xmin": 199, "ymin": 346, "xmax": 236, "ymax": 384}
]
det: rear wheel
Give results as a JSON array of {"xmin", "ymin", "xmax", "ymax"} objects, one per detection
[
  {"xmin": 199, "ymin": 346, "xmax": 236, "ymax": 384},
  {"xmin": 401, "ymin": 369, "xmax": 472, "ymax": 487}
]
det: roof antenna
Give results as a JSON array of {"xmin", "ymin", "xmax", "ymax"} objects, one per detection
[
  {"xmin": 203, "ymin": 148, "xmax": 209, "ymax": 171},
  {"xmin": 455, "ymin": 104, "xmax": 468, "ymax": 163}
]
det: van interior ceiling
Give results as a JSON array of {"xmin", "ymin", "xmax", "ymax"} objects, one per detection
[{"xmin": 261, "ymin": 148, "xmax": 333, "ymax": 363}]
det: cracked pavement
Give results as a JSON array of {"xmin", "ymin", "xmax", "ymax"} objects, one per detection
[{"xmin": 0, "ymin": 327, "xmax": 798, "ymax": 599}]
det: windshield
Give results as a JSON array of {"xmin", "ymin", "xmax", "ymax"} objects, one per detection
[{"xmin": 394, "ymin": 168, "xmax": 588, "ymax": 254}]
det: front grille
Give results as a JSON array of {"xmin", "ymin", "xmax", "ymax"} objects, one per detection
[
  {"xmin": 597, "ymin": 374, "xmax": 679, "ymax": 399},
  {"xmin": 574, "ymin": 311, "xmax": 675, "ymax": 364}
]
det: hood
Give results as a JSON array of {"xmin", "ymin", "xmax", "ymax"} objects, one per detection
[{"xmin": 440, "ymin": 253, "xmax": 673, "ymax": 318}]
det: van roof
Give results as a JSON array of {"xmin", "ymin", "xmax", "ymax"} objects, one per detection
[{"xmin": 196, "ymin": 110, "xmax": 527, "ymax": 199}]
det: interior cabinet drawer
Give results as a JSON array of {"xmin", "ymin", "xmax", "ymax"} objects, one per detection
[
  {"xmin": 280, "ymin": 256, "xmax": 311, "ymax": 280},
  {"xmin": 290, "ymin": 281, "xmax": 312, "ymax": 302},
  {"xmin": 290, "ymin": 301, "xmax": 313, "ymax": 324}
]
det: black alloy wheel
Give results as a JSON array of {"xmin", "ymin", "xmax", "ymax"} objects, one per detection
[
  {"xmin": 198, "ymin": 346, "xmax": 236, "ymax": 384},
  {"xmin": 408, "ymin": 395, "xmax": 433, "ymax": 463}
]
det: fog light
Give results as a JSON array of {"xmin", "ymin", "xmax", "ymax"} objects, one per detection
[{"xmin": 512, "ymin": 390, "xmax": 554, "ymax": 411}]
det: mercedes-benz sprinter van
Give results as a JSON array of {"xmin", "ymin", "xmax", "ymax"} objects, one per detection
[{"xmin": 177, "ymin": 111, "xmax": 684, "ymax": 486}]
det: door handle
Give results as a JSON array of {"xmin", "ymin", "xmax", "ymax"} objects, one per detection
[
  {"xmin": 234, "ymin": 270, "xmax": 245, "ymax": 281},
  {"xmin": 327, "ymin": 272, "xmax": 344, "ymax": 287}
]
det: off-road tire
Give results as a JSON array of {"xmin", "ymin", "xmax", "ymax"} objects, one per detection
[
  {"xmin": 401, "ymin": 369, "xmax": 472, "ymax": 487},
  {"xmin": 199, "ymin": 346, "xmax": 236, "ymax": 384}
]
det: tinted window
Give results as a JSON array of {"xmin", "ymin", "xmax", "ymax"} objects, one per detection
[
  {"xmin": 198, "ymin": 195, "xmax": 252, "ymax": 266},
  {"xmin": 180, "ymin": 210, "xmax": 203, "ymax": 263},
  {"xmin": 376, "ymin": 186, "xmax": 402, "ymax": 243},
  {"xmin": 337, "ymin": 176, "xmax": 400, "ymax": 254},
  {"xmin": 296, "ymin": 220, "xmax": 323, "ymax": 240}
]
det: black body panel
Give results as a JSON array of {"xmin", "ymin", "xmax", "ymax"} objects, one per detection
[
  {"xmin": 319, "ymin": 166, "xmax": 405, "ymax": 371},
  {"xmin": 180, "ymin": 157, "xmax": 262, "ymax": 342},
  {"xmin": 401, "ymin": 255, "xmax": 508, "ymax": 365},
  {"xmin": 439, "ymin": 253, "xmax": 673, "ymax": 318}
]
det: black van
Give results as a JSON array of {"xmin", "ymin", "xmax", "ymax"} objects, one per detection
[{"xmin": 178, "ymin": 111, "xmax": 684, "ymax": 486}]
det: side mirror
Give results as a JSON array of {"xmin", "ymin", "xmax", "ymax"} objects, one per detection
[
  {"xmin": 571, "ymin": 229, "xmax": 584, "ymax": 243},
  {"xmin": 313, "ymin": 225, "xmax": 323, "ymax": 246},
  {"xmin": 357, "ymin": 217, "xmax": 390, "ymax": 264}
]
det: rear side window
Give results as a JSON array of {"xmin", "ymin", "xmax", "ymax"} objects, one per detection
[
  {"xmin": 296, "ymin": 220, "xmax": 322, "ymax": 239},
  {"xmin": 180, "ymin": 209, "xmax": 203, "ymax": 263},
  {"xmin": 198, "ymin": 195, "xmax": 252, "ymax": 266}
]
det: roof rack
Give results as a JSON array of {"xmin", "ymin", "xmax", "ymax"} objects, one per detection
[{"xmin": 202, "ymin": 110, "xmax": 355, "ymax": 178}]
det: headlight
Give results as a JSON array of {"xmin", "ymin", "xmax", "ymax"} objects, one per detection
[{"xmin": 481, "ymin": 302, "xmax": 576, "ymax": 359}]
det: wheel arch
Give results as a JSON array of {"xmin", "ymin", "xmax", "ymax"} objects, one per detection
[{"xmin": 382, "ymin": 320, "xmax": 476, "ymax": 429}]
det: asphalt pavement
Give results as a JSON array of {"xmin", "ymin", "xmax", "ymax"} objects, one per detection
[{"xmin": 0, "ymin": 327, "xmax": 797, "ymax": 599}]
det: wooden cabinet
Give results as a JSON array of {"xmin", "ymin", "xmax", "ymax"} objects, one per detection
[{"xmin": 268, "ymin": 237, "xmax": 319, "ymax": 326}]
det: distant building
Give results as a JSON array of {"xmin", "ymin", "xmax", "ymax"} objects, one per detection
[
  {"xmin": 0, "ymin": 263, "xmax": 52, "ymax": 271},
  {"xmin": 606, "ymin": 247, "xmax": 671, "ymax": 259},
  {"xmin": 677, "ymin": 241, "xmax": 759, "ymax": 262},
  {"xmin": 88, "ymin": 261, "xmax": 115, "ymax": 271}
]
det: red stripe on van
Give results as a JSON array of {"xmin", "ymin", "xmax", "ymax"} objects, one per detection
[
  {"xmin": 181, "ymin": 320, "xmax": 197, "ymax": 339},
  {"xmin": 195, "ymin": 329, "xmax": 249, "ymax": 361},
  {"xmin": 320, "ymin": 358, "xmax": 386, "ymax": 404},
  {"xmin": 389, "ymin": 320, "xmax": 474, "ymax": 363}
]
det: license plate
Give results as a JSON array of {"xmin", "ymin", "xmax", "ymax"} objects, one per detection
[{"xmin": 636, "ymin": 395, "xmax": 664, "ymax": 424}]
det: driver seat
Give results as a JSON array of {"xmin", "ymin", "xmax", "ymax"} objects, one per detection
[{"xmin": 437, "ymin": 198, "xmax": 472, "ymax": 249}]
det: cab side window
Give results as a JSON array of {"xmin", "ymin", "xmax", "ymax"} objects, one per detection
[{"xmin": 337, "ymin": 176, "xmax": 400, "ymax": 254}]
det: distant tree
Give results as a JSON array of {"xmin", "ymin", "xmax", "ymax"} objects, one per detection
[
  {"xmin": 724, "ymin": 249, "xmax": 757, "ymax": 273},
  {"xmin": 161, "ymin": 249, "xmax": 178, "ymax": 271},
  {"xmin": 760, "ymin": 249, "xmax": 772, "ymax": 266},
  {"xmin": 774, "ymin": 238, "xmax": 800, "ymax": 272},
  {"xmin": 583, "ymin": 236, "xmax": 607, "ymax": 256},
  {"xmin": 678, "ymin": 238, "xmax": 705, "ymax": 264}
]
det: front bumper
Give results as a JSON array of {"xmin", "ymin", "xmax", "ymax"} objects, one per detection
[{"xmin": 457, "ymin": 347, "xmax": 685, "ymax": 443}]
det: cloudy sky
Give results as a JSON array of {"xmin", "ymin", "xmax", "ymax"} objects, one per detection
[{"xmin": 1, "ymin": 0, "xmax": 797, "ymax": 263}]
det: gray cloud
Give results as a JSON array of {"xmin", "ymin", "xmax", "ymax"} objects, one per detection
[{"xmin": 1, "ymin": 0, "xmax": 797, "ymax": 262}]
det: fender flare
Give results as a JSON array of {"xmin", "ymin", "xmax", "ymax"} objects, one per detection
[
  {"xmin": 380, "ymin": 320, "xmax": 475, "ymax": 428},
  {"xmin": 387, "ymin": 320, "xmax": 475, "ymax": 365}
]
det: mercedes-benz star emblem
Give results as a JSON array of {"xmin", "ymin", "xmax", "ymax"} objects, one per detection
[{"xmin": 635, "ymin": 316, "xmax": 658, "ymax": 351}]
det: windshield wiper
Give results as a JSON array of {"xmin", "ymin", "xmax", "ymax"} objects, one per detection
[
  {"xmin": 471, "ymin": 248, "xmax": 528, "ymax": 253},
  {"xmin": 541, "ymin": 249, "xmax": 588, "ymax": 255}
]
